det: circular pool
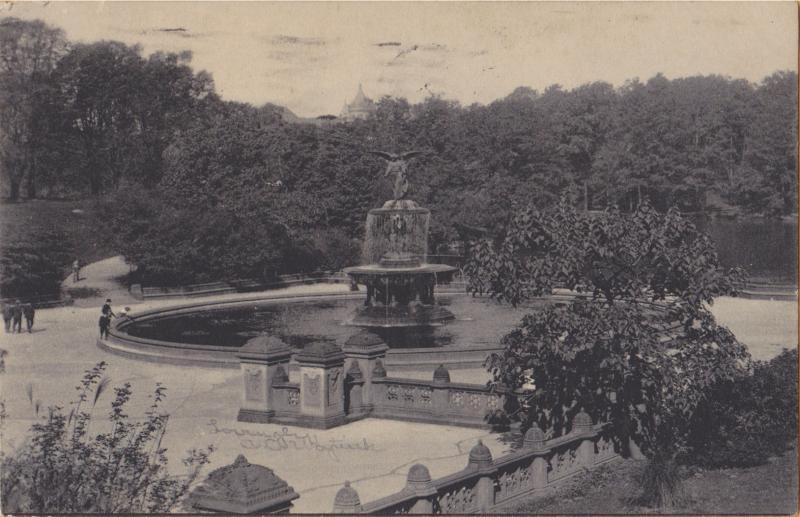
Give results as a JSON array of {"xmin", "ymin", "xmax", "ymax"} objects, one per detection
[{"xmin": 103, "ymin": 292, "xmax": 546, "ymax": 370}]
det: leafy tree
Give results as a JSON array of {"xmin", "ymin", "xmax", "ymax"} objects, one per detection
[
  {"xmin": 0, "ymin": 17, "xmax": 68, "ymax": 199},
  {"xmin": 1, "ymin": 362, "xmax": 213, "ymax": 513},
  {"xmin": 466, "ymin": 200, "xmax": 750, "ymax": 464}
]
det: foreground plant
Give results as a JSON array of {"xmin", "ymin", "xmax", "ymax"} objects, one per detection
[
  {"xmin": 1, "ymin": 362, "xmax": 213, "ymax": 513},
  {"xmin": 466, "ymin": 200, "xmax": 750, "ymax": 506}
]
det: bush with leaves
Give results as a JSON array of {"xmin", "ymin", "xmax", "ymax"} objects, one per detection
[
  {"xmin": 683, "ymin": 348, "xmax": 797, "ymax": 468},
  {"xmin": 1, "ymin": 362, "xmax": 213, "ymax": 514},
  {"xmin": 0, "ymin": 229, "xmax": 70, "ymax": 299},
  {"xmin": 466, "ymin": 200, "xmax": 750, "ymax": 507}
]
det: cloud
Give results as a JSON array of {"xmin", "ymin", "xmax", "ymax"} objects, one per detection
[{"xmin": 271, "ymin": 34, "xmax": 327, "ymax": 46}]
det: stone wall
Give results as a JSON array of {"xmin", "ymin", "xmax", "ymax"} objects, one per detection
[
  {"xmin": 236, "ymin": 331, "xmax": 504, "ymax": 429},
  {"xmin": 332, "ymin": 412, "xmax": 621, "ymax": 514}
]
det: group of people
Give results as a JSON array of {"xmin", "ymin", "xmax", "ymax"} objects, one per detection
[
  {"xmin": 98, "ymin": 299, "xmax": 130, "ymax": 339},
  {"xmin": 2, "ymin": 300, "xmax": 35, "ymax": 334}
]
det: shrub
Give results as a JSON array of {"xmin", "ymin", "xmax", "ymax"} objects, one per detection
[
  {"xmin": 683, "ymin": 348, "xmax": 798, "ymax": 468},
  {"xmin": 1, "ymin": 362, "xmax": 213, "ymax": 513},
  {"xmin": 0, "ymin": 230, "xmax": 70, "ymax": 299}
]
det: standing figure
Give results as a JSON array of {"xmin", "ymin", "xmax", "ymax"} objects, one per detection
[
  {"xmin": 22, "ymin": 303, "xmax": 35, "ymax": 333},
  {"xmin": 101, "ymin": 298, "xmax": 115, "ymax": 319},
  {"xmin": 368, "ymin": 150, "xmax": 426, "ymax": 201},
  {"xmin": 99, "ymin": 314, "xmax": 110, "ymax": 339},
  {"xmin": 73, "ymin": 259, "xmax": 81, "ymax": 282},
  {"xmin": 11, "ymin": 300, "xmax": 22, "ymax": 333},
  {"xmin": 2, "ymin": 304, "xmax": 12, "ymax": 333}
]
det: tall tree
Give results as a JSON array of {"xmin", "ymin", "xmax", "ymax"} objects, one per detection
[{"xmin": 0, "ymin": 17, "xmax": 67, "ymax": 199}]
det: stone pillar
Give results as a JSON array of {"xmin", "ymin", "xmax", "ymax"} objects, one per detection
[
  {"xmin": 237, "ymin": 336, "xmax": 294, "ymax": 423},
  {"xmin": 343, "ymin": 330, "xmax": 389, "ymax": 409},
  {"xmin": 467, "ymin": 440, "xmax": 497, "ymax": 511},
  {"xmin": 404, "ymin": 464, "xmax": 438, "ymax": 514},
  {"xmin": 523, "ymin": 424, "xmax": 550, "ymax": 489},
  {"xmin": 370, "ymin": 359, "xmax": 388, "ymax": 403},
  {"xmin": 189, "ymin": 454, "xmax": 299, "ymax": 513},
  {"xmin": 295, "ymin": 342, "xmax": 347, "ymax": 429},
  {"xmin": 333, "ymin": 481, "xmax": 362, "ymax": 513},
  {"xmin": 431, "ymin": 364, "xmax": 450, "ymax": 410},
  {"xmin": 572, "ymin": 411, "xmax": 595, "ymax": 467},
  {"xmin": 345, "ymin": 361, "xmax": 366, "ymax": 416}
]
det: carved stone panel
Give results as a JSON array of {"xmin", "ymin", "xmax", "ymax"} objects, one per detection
[
  {"xmin": 304, "ymin": 373, "xmax": 321, "ymax": 407},
  {"xmin": 328, "ymin": 368, "xmax": 342, "ymax": 407},
  {"xmin": 244, "ymin": 367, "xmax": 263, "ymax": 402}
]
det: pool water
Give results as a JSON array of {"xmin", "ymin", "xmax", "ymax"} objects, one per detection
[{"xmin": 124, "ymin": 295, "xmax": 542, "ymax": 350}]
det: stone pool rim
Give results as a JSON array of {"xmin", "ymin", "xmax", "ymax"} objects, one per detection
[
  {"xmin": 101, "ymin": 289, "xmax": 670, "ymax": 370},
  {"xmin": 102, "ymin": 290, "xmax": 516, "ymax": 370}
]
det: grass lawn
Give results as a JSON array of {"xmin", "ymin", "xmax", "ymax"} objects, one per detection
[
  {"xmin": 0, "ymin": 198, "xmax": 116, "ymax": 273},
  {"xmin": 501, "ymin": 448, "xmax": 798, "ymax": 514}
]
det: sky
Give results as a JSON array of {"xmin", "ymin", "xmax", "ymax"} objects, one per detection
[{"xmin": 4, "ymin": 1, "xmax": 798, "ymax": 117}]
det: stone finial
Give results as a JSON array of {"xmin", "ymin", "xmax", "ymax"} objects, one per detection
[
  {"xmin": 333, "ymin": 480, "xmax": 362, "ymax": 513},
  {"xmin": 347, "ymin": 360, "xmax": 364, "ymax": 382},
  {"xmin": 238, "ymin": 335, "xmax": 294, "ymax": 361},
  {"xmin": 189, "ymin": 455, "xmax": 299, "ymax": 514},
  {"xmin": 467, "ymin": 439, "xmax": 495, "ymax": 472},
  {"xmin": 345, "ymin": 330, "xmax": 385, "ymax": 349},
  {"xmin": 523, "ymin": 424, "xmax": 547, "ymax": 450},
  {"xmin": 433, "ymin": 364, "xmax": 450, "ymax": 384},
  {"xmin": 404, "ymin": 464, "xmax": 437, "ymax": 497},
  {"xmin": 295, "ymin": 341, "xmax": 346, "ymax": 366},
  {"xmin": 372, "ymin": 359, "xmax": 387, "ymax": 378},
  {"xmin": 572, "ymin": 410, "xmax": 593, "ymax": 431}
]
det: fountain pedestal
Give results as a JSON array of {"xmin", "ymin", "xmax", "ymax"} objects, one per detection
[{"xmin": 344, "ymin": 199, "xmax": 456, "ymax": 329}]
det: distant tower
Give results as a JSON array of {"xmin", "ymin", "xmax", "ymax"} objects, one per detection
[{"xmin": 340, "ymin": 84, "xmax": 376, "ymax": 121}]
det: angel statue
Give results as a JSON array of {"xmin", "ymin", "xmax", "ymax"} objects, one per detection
[{"xmin": 368, "ymin": 150, "xmax": 426, "ymax": 200}]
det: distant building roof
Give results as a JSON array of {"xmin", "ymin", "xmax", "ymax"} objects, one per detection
[{"xmin": 340, "ymin": 84, "xmax": 376, "ymax": 120}]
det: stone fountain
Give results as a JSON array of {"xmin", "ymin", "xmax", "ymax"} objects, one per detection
[{"xmin": 344, "ymin": 151, "xmax": 457, "ymax": 329}]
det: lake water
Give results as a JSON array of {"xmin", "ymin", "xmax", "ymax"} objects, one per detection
[{"xmin": 694, "ymin": 218, "xmax": 796, "ymax": 282}]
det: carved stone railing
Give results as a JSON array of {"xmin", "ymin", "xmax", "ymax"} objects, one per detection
[
  {"xmin": 370, "ymin": 375, "xmax": 505, "ymax": 428},
  {"xmin": 237, "ymin": 331, "xmax": 507, "ymax": 430},
  {"xmin": 331, "ymin": 412, "xmax": 623, "ymax": 514}
]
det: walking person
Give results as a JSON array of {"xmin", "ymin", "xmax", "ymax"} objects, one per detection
[
  {"xmin": 11, "ymin": 300, "xmax": 22, "ymax": 334},
  {"xmin": 22, "ymin": 303, "xmax": 35, "ymax": 333}
]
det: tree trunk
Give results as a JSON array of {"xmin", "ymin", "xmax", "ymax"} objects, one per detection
[
  {"xmin": 583, "ymin": 182, "xmax": 589, "ymax": 211},
  {"xmin": 637, "ymin": 185, "xmax": 642, "ymax": 207},
  {"xmin": 8, "ymin": 175, "xmax": 21, "ymax": 200},
  {"xmin": 24, "ymin": 153, "xmax": 36, "ymax": 199}
]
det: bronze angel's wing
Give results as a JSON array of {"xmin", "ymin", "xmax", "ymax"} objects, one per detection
[
  {"xmin": 399, "ymin": 150, "xmax": 427, "ymax": 161},
  {"xmin": 368, "ymin": 150, "xmax": 399, "ymax": 161}
]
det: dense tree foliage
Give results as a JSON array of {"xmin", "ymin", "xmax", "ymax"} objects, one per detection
[
  {"xmin": 465, "ymin": 201, "xmax": 751, "ymax": 461},
  {"xmin": 0, "ymin": 18, "xmax": 796, "ymax": 286}
]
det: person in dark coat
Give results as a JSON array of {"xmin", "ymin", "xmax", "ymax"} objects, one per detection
[
  {"xmin": 101, "ymin": 299, "xmax": 115, "ymax": 319},
  {"xmin": 11, "ymin": 300, "xmax": 23, "ymax": 333},
  {"xmin": 2, "ymin": 304, "xmax": 12, "ymax": 333},
  {"xmin": 22, "ymin": 303, "xmax": 35, "ymax": 333},
  {"xmin": 99, "ymin": 314, "xmax": 110, "ymax": 339}
]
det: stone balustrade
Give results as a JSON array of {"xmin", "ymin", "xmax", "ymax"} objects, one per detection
[
  {"xmin": 332, "ymin": 412, "xmax": 622, "ymax": 514},
  {"xmin": 237, "ymin": 331, "xmax": 505, "ymax": 429}
]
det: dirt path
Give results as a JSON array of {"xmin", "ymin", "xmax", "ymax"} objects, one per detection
[{"xmin": 61, "ymin": 255, "xmax": 137, "ymax": 308}]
